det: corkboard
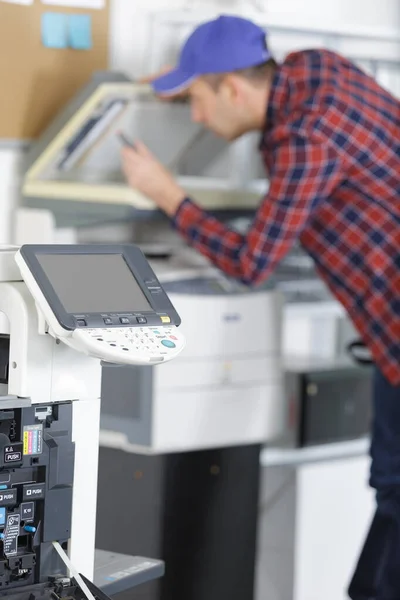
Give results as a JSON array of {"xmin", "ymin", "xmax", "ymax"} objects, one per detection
[{"xmin": 0, "ymin": 0, "xmax": 109, "ymax": 140}]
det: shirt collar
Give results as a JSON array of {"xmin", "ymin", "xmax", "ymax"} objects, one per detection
[{"xmin": 259, "ymin": 62, "xmax": 290, "ymax": 150}]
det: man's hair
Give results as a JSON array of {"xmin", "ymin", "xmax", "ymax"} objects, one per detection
[{"xmin": 203, "ymin": 58, "xmax": 277, "ymax": 90}]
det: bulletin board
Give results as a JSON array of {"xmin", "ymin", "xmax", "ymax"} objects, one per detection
[{"xmin": 0, "ymin": 0, "xmax": 109, "ymax": 140}]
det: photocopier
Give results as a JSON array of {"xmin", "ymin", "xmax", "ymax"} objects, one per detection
[
  {"xmin": 0, "ymin": 243, "xmax": 185, "ymax": 600},
  {"xmin": 14, "ymin": 70, "xmax": 288, "ymax": 600},
  {"xmin": 14, "ymin": 68, "xmax": 369, "ymax": 600},
  {"xmin": 95, "ymin": 247, "xmax": 286, "ymax": 600},
  {"xmin": 100, "ymin": 247, "xmax": 285, "ymax": 454}
]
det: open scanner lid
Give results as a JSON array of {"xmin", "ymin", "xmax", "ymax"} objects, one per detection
[{"xmin": 22, "ymin": 72, "xmax": 266, "ymax": 227}]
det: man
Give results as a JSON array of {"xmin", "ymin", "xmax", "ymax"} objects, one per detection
[{"xmin": 121, "ymin": 14, "xmax": 400, "ymax": 600}]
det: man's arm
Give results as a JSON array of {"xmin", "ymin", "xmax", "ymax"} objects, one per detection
[
  {"xmin": 121, "ymin": 133, "xmax": 344, "ymax": 284},
  {"xmin": 171, "ymin": 134, "xmax": 344, "ymax": 285}
]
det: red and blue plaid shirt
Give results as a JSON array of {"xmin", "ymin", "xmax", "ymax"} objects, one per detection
[{"xmin": 172, "ymin": 49, "xmax": 400, "ymax": 385}]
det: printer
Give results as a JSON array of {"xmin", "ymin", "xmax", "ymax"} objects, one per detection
[
  {"xmin": 17, "ymin": 69, "xmax": 361, "ymax": 600},
  {"xmin": 100, "ymin": 248, "xmax": 285, "ymax": 454},
  {"xmin": 0, "ymin": 243, "xmax": 185, "ymax": 600},
  {"xmin": 13, "ymin": 70, "xmax": 286, "ymax": 600},
  {"xmin": 96, "ymin": 248, "xmax": 286, "ymax": 600}
]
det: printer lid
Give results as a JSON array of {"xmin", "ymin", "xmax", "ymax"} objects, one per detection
[{"xmin": 22, "ymin": 73, "xmax": 264, "ymax": 227}]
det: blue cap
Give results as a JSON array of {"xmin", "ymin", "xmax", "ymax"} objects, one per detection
[{"xmin": 152, "ymin": 15, "xmax": 272, "ymax": 95}]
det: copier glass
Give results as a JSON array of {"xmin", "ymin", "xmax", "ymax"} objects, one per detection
[{"xmin": 0, "ymin": 244, "xmax": 184, "ymax": 600}]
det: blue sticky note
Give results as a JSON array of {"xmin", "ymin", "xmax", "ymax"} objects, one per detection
[
  {"xmin": 68, "ymin": 14, "xmax": 92, "ymax": 50},
  {"xmin": 41, "ymin": 13, "xmax": 68, "ymax": 50}
]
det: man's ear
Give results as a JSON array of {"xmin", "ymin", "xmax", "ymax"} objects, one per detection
[{"xmin": 220, "ymin": 74, "xmax": 244, "ymax": 103}]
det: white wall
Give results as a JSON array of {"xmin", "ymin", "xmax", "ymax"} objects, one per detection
[
  {"xmin": 109, "ymin": 0, "xmax": 400, "ymax": 78},
  {"xmin": 1, "ymin": 0, "xmax": 400, "ymax": 245},
  {"xmin": 0, "ymin": 148, "xmax": 24, "ymax": 244},
  {"xmin": 264, "ymin": 0, "xmax": 400, "ymax": 31},
  {"xmin": 109, "ymin": 0, "xmax": 186, "ymax": 78}
]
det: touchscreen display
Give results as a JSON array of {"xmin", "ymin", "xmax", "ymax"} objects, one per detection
[{"xmin": 36, "ymin": 253, "xmax": 152, "ymax": 313}]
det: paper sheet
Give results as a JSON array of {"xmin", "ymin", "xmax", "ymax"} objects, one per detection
[
  {"xmin": 41, "ymin": 12, "xmax": 68, "ymax": 49},
  {"xmin": 53, "ymin": 542, "xmax": 96, "ymax": 600},
  {"xmin": 0, "ymin": 0, "xmax": 34, "ymax": 5},
  {"xmin": 69, "ymin": 14, "xmax": 92, "ymax": 50},
  {"xmin": 41, "ymin": 0, "xmax": 104, "ymax": 8}
]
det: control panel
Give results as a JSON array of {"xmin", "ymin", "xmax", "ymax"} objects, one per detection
[
  {"xmin": 15, "ymin": 245, "xmax": 185, "ymax": 365},
  {"xmin": 73, "ymin": 326, "xmax": 184, "ymax": 364}
]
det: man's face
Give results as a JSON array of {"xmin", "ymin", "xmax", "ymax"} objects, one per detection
[{"xmin": 187, "ymin": 77, "xmax": 252, "ymax": 141}]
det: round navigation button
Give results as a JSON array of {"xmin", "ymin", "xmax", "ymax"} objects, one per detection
[{"xmin": 161, "ymin": 339, "xmax": 176, "ymax": 349}]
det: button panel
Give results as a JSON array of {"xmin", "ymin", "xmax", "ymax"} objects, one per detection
[
  {"xmin": 74, "ymin": 313, "xmax": 174, "ymax": 329},
  {"xmin": 81, "ymin": 326, "xmax": 181, "ymax": 358}
]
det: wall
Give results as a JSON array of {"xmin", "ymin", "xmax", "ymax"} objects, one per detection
[
  {"xmin": 1, "ymin": 0, "xmax": 400, "ymax": 244},
  {"xmin": 110, "ymin": 0, "xmax": 400, "ymax": 78},
  {"xmin": 260, "ymin": 0, "xmax": 400, "ymax": 31},
  {"xmin": 0, "ymin": 148, "xmax": 24, "ymax": 244}
]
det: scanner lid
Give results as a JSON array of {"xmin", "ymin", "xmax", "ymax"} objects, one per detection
[{"xmin": 22, "ymin": 73, "xmax": 265, "ymax": 228}]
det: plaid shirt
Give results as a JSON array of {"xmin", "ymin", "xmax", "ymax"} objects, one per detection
[{"xmin": 172, "ymin": 49, "xmax": 400, "ymax": 385}]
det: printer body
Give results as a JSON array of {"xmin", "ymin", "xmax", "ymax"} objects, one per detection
[
  {"xmin": 0, "ymin": 244, "xmax": 184, "ymax": 600},
  {"xmin": 0, "ymin": 248, "xmax": 101, "ymax": 590},
  {"xmin": 100, "ymin": 251, "xmax": 286, "ymax": 454},
  {"xmin": 97, "ymin": 251, "xmax": 285, "ymax": 600}
]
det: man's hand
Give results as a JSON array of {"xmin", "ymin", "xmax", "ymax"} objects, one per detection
[
  {"xmin": 121, "ymin": 141, "xmax": 186, "ymax": 216},
  {"xmin": 138, "ymin": 67, "xmax": 189, "ymax": 103},
  {"xmin": 138, "ymin": 65, "xmax": 173, "ymax": 84}
]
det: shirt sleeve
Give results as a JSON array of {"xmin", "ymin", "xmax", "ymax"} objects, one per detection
[{"xmin": 171, "ymin": 132, "xmax": 344, "ymax": 286}]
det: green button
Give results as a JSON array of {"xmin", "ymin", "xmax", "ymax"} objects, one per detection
[{"xmin": 161, "ymin": 339, "xmax": 176, "ymax": 349}]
